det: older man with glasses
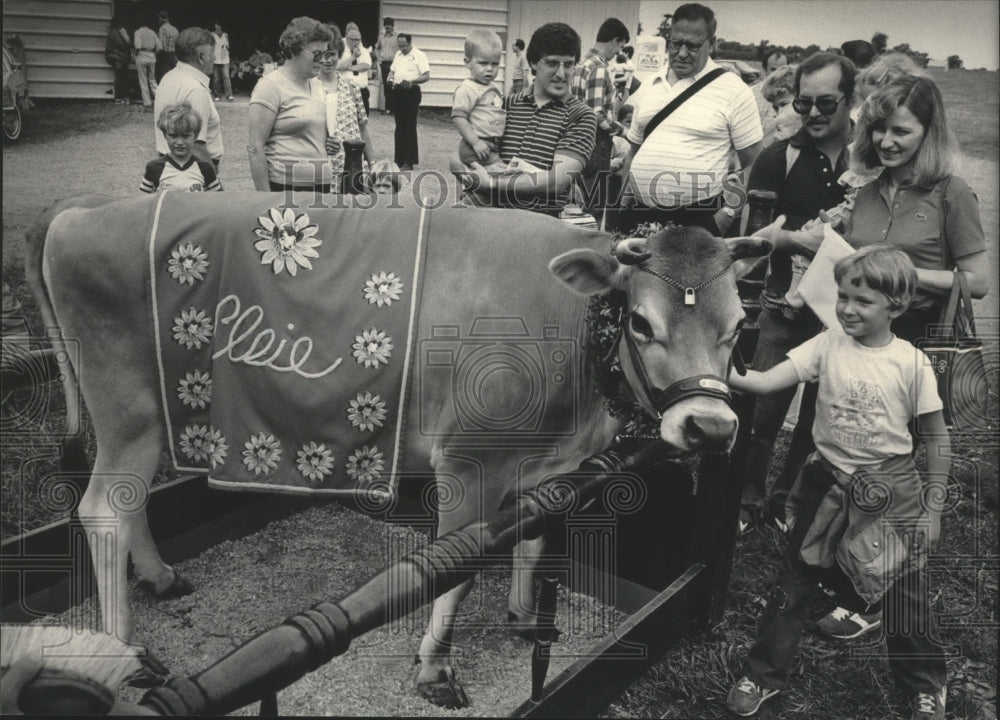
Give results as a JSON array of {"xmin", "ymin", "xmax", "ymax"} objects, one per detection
[
  {"xmin": 614, "ymin": 2, "xmax": 762, "ymax": 233},
  {"xmin": 338, "ymin": 22, "xmax": 373, "ymax": 115}
]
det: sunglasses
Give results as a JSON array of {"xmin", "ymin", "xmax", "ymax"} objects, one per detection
[
  {"xmin": 792, "ymin": 95, "xmax": 845, "ymax": 115},
  {"xmin": 310, "ymin": 49, "xmax": 334, "ymax": 61}
]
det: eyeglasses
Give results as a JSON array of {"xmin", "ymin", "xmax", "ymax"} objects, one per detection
[
  {"xmin": 667, "ymin": 38, "xmax": 712, "ymax": 54},
  {"xmin": 538, "ymin": 58, "xmax": 576, "ymax": 71},
  {"xmin": 792, "ymin": 95, "xmax": 846, "ymax": 115},
  {"xmin": 310, "ymin": 49, "xmax": 329, "ymax": 61},
  {"xmin": 346, "ymin": 36, "xmax": 362, "ymax": 42}
]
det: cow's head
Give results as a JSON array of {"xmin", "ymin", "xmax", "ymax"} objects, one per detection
[{"xmin": 550, "ymin": 226, "xmax": 770, "ymax": 454}]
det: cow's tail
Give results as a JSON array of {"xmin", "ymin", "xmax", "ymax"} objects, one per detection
[{"xmin": 24, "ymin": 195, "xmax": 112, "ymax": 478}]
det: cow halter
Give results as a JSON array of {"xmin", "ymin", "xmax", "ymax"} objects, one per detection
[{"xmin": 609, "ymin": 261, "xmax": 746, "ymax": 419}]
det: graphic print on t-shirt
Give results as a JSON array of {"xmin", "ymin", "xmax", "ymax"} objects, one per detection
[{"xmin": 828, "ymin": 377, "xmax": 887, "ymax": 449}]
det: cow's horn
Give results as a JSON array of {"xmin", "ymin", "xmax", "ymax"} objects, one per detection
[{"xmin": 613, "ymin": 237, "xmax": 651, "ymax": 265}]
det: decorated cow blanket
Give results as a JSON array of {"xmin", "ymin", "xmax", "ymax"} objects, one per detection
[{"xmin": 150, "ymin": 192, "xmax": 428, "ymax": 499}]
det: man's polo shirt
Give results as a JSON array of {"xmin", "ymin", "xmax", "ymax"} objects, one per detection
[
  {"xmin": 748, "ymin": 126, "xmax": 849, "ymax": 293},
  {"xmin": 626, "ymin": 58, "xmax": 762, "ymax": 207},
  {"xmin": 154, "ymin": 62, "xmax": 224, "ymax": 161},
  {"xmin": 499, "ymin": 88, "xmax": 596, "ymax": 170}
]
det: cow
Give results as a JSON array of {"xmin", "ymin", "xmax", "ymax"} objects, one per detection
[{"xmin": 26, "ymin": 191, "xmax": 770, "ymax": 708}]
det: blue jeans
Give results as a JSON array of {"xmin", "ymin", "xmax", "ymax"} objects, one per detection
[
  {"xmin": 739, "ymin": 304, "xmax": 821, "ymax": 520},
  {"xmin": 743, "ymin": 459, "xmax": 947, "ymax": 694}
]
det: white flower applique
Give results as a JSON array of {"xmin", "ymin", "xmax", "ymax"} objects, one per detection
[
  {"xmin": 345, "ymin": 445, "xmax": 384, "ymax": 483},
  {"xmin": 172, "ymin": 308, "xmax": 213, "ymax": 350},
  {"xmin": 347, "ymin": 392, "xmax": 388, "ymax": 432},
  {"xmin": 167, "ymin": 242, "xmax": 210, "ymax": 285},
  {"xmin": 253, "ymin": 207, "xmax": 322, "ymax": 276},
  {"xmin": 177, "ymin": 370, "xmax": 212, "ymax": 409},
  {"xmin": 352, "ymin": 328, "xmax": 393, "ymax": 368},
  {"xmin": 204, "ymin": 427, "xmax": 229, "ymax": 469},
  {"xmin": 363, "ymin": 271, "xmax": 404, "ymax": 308},
  {"xmin": 296, "ymin": 442, "xmax": 335, "ymax": 482},
  {"xmin": 242, "ymin": 432, "xmax": 282, "ymax": 475},
  {"xmin": 179, "ymin": 424, "xmax": 211, "ymax": 462}
]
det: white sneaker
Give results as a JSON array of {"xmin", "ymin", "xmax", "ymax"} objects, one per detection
[{"xmin": 817, "ymin": 606, "xmax": 882, "ymax": 640}]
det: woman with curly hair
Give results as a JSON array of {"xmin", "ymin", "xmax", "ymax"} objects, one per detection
[{"xmin": 248, "ymin": 17, "xmax": 335, "ymax": 192}]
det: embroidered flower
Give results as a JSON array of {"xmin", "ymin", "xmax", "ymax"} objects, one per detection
[
  {"xmin": 177, "ymin": 370, "xmax": 212, "ymax": 409},
  {"xmin": 172, "ymin": 308, "xmax": 213, "ymax": 350},
  {"xmin": 167, "ymin": 242, "xmax": 210, "ymax": 285},
  {"xmin": 352, "ymin": 328, "xmax": 393, "ymax": 368},
  {"xmin": 179, "ymin": 424, "xmax": 211, "ymax": 462},
  {"xmin": 242, "ymin": 432, "xmax": 282, "ymax": 475},
  {"xmin": 253, "ymin": 207, "xmax": 322, "ymax": 276},
  {"xmin": 345, "ymin": 445, "xmax": 384, "ymax": 484},
  {"xmin": 296, "ymin": 441, "xmax": 335, "ymax": 482},
  {"xmin": 363, "ymin": 271, "xmax": 404, "ymax": 307},
  {"xmin": 347, "ymin": 391, "xmax": 388, "ymax": 432},
  {"xmin": 205, "ymin": 427, "xmax": 228, "ymax": 469}
]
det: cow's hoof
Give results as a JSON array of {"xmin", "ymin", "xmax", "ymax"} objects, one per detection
[
  {"xmin": 415, "ymin": 666, "xmax": 470, "ymax": 709},
  {"xmin": 137, "ymin": 569, "xmax": 195, "ymax": 600},
  {"xmin": 125, "ymin": 649, "xmax": 172, "ymax": 688},
  {"xmin": 507, "ymin": 610, "xmax": 538, "ymax": 641}
]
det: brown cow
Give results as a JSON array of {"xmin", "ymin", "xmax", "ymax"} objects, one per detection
[{"xmin": 27, "ymin": 192, "xmax": 769, "ymax": 707}]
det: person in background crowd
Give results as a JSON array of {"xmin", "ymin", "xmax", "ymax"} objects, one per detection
[
  {"xmin": 155, "ymin": 28, "xmax": 224, "ymax": 170},
  {"xmin": 376, "ymin": 17, "xmax": 397, "ymax": 114},
  {"xmin": 387, "ymin": 33, "xmax": 430, "ymax": 171},
  {"xmin": 105, "ymin": 16, "xmax": 132, "ymax": 104},
  {"xmin": 736, "ymin": 52, "xmax": 856, "ymax": 537},
  {"xmin": 134, "ymin": 19, "xmax": 161, "ymax": 109},
  {"xmin": 753, "ymin": 47, "xmax": 790, "ymax": 146},
  {"xmin": 318, "ymin": 23, "xmax": 375, "ymax": 189},
  {"xmin": 840, "ymin": 39, "xmax": 876, "ymax": 69},
  {"xmin": 509, "ymin": 38, "xmax": 530, "ymax": 95},
  {"xmin": 852, "ymin": 51, "xmax": 924, "ymax": 122},
  {"xmin": 212, "ymin": 22, "xmax": 234, "ymax": 101},
  {"xmin": 338, "ymin": 22, "xmax": 373, "ymax": 115},
  {"xmin": 248, "ymin": 17, "xmax": 334, "ymax": 192},
  {"xmin": 455, "ymin": 22, "xmax": 596, "ymax": 216},
  {"xmin": 571, "ymin": 17, "xmax": 630, "ymax": 227},
  {"xmin": 142, "ymin": 102, "xmax": 222, "ymax": 192},
  {"xmin": 156, "ymin": 11, "xmax": 179, "ymax": 81},
  {"xmin": 452, "ymin": 29, "xmax": 506, "ymax": 170},
  {"xmin": 616, "ymin": 2, "xmax": 762, "ymax": 233},
  {"xmin": 760, "ymin": 64, "xmax": 796, "ymax": 114}
]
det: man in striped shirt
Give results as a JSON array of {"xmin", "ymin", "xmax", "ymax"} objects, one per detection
[
  {"xmin": 617, "ymin": 3, "xmax": 763, "ymax": 234},
  {"xmin": 459, "ymin": 23, "xmax": 596, "ymax": 215},
  {"xmin": 571, "ymin": 18, "xmax": 629, "ymax": 226}
]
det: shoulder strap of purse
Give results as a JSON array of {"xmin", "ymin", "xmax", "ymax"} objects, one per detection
[
  {"xmin": 935, "ymin": 176, "xmax": 978, "ymax": 337},
  {"xmin": 938, "ymin": 175, "xmax": 953, "ymax": 269},
  {"xmin": 643, "ymin": 67, "xmax": 727, "ymax": 142}
]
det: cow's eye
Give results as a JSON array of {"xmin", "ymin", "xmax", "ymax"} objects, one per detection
[{"xmin": 628, "ymin": 312, "xmax": 654, "ymax": 341}]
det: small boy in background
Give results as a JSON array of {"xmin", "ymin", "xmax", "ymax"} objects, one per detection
[
  {"xmin": 141, "ymin": 102, "xmax": 222, "ymax": 193},
  {"xmin": 725, "ymin": 245, "xmax": 950, "ymax": 720},
  {"xmin": 451, "ymin": 29, "xmax": 506, "ymax": 170}
]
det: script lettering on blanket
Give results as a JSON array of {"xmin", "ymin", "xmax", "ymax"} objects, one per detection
[{"xmin": 212, "ymin": 294, "xmax": 342, "ymax": 378}]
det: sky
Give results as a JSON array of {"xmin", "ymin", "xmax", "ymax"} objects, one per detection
[{"xmin": 638, "ymin": 0, "xmax": 999, "ymax": 70}]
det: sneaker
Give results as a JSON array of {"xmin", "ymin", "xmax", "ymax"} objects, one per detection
[
  {"xmin": 213, "ymin": 96, "xmax": 220, "ymax": 101},
  {"xmin": 738, "ymin": 508, "xmax": 756, "ymax": 535},
  {"xmin": 227, "ymin": 95, "xmax": 234, "ymax": 101},
  {"xmin": 910, "ymin": 687, "xmax": 946, "ymax": 720},
  {"xmin": 817, "ymin": 606, "xmax": 882, "ymax": 640},
  {"xmin": 726, "ymin": 676, "xmax": 779, "ymax": 716}
]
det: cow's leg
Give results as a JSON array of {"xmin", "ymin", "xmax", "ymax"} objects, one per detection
[
  {"xmin": 508, "ymin": 535, "xmax": 546, "ymax": 636},
  {"xmin": 415, "ymin": 578, "xmax": 474, "ymax": 708},
  {"xmin": 76, "ymin": 430, "xmax": 167, "ymax": 640}
]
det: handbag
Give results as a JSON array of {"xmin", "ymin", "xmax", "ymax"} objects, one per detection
[{"xmin": 917, "ymin": 272, "xmax": 990, "ymax": 431}]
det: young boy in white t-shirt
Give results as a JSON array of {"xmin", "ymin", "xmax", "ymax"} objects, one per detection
[
  {"xmin": 451, "ymin": 29, "xmax": 506, "ymax": 170},
  {"xmin": 725, "ymin": 246, "xmax": 950, "ymax": 720}
]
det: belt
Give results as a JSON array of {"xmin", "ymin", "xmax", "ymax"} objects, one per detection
[{"xmin": 353, "ymin": 71, "xmax": 359, "ymax": 75}]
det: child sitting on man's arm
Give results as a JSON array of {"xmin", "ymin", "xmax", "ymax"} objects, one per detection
[
  {"xmin": 451, "ymin": 29, "xmax": 506, "ymax": 172},
  {"xmin": 726, "ymin": 245, "xmax": 951, "ymax": 720}
]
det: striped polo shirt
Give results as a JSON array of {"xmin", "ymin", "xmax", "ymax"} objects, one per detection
[
  {"xmin": 500, "ymin": 89, "xmax": 596, "ymax": 170},
  {"xmin": 626, "ymin": 58, "xmax": 762, "ymax": 208}
]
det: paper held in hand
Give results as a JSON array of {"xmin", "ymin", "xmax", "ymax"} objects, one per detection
[{"xmin": 796, "ymin": 223, "xmax": 855, "ymax": 333}]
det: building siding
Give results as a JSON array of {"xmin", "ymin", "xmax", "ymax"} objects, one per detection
[{"xmin": 3, "ymin": 0, "xmax": 113, "ymax": 99}]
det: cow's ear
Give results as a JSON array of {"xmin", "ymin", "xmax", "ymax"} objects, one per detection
[
  {"xmin": 726, "ymin": 236, "xmax": 772, "ymax": 262},
  {"xmin": 549, "ymin": 249, "xmax": 626, "ymax": 295}
]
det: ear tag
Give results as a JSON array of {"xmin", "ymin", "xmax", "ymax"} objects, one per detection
[{"xmin": 684, "ymin": 288, "xmax": 696, "ymax": 306}]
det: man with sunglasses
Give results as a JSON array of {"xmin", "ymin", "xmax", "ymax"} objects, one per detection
[
  {"xmin": 734, "ymin": 52, "xmax": 856, "ymax": 539},
  {"xmin": 615, "ymin": 3, "xmax": 762, "ymax": 233}
]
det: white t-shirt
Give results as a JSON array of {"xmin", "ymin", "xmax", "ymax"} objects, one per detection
[
  {"xmin": 787, "ymin": 331, "xmax": 942, "ymax": 474},
  {"xmin": 213, "ymin": 32, "xmax": 230, "ymax": 64}
]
